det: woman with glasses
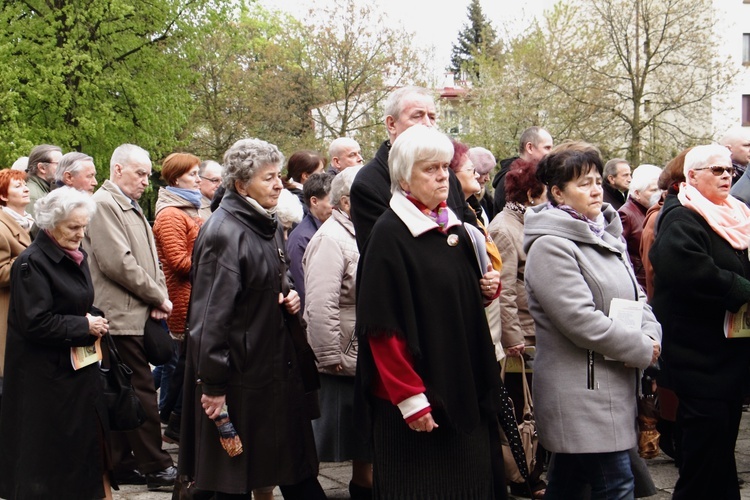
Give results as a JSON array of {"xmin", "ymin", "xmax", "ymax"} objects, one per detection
[{"xmin": 650, "ymin": 144, "xmax": 750, "ymax": 499}]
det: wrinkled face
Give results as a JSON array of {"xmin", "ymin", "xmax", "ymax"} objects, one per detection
[
  {"xmin": 553, "ymin": 166, "xmax": 603, "ymax": 220},
  {"xmin": 334, "ymin": 143, "xmax": 363, "ymax": 170},
  {"xmin": 609, "ymin": 162, "xmax": 632, "ymax": 191},
  {"xmin": 68, "ymin": 161, "xmax": 98, "ymax": 194},
  {"xmin": 174, "ymin": 165, "xmax": 200, "ymax": 190},
  {"xmin": 688, "ymin": 156, "xmax": 733, "ymax": 205},
  {"xmin": 2, "ymin": 178, "xmax": 30, "ymax": 211},
  {"xmin": 386, "ymin": 93, "xmax": 437, "ymax": 141},
  {"xmin": 51, "ymin": 207, "xmax": 89, "ymax": 251},
  {"xmin": 400, "ymin": 159, "xmax": 450, "ymax": 211},
  {"xmin": 239, "ymin": 163, "xmax": 283, "ymax": 209},
  {"xmin": 199, "ymin": 163, "xmax": 223, "ymax": 200},
  {"xmin": 114, "ymin": 157, "xmax": 151, "ymax": 201},
  {"xmin": 526, "ymin": 131, "xmax": 553, "ymax": 164},
  {"xmin": 454, "ymin": 157, "xmax": 481, "ymax": 200},
  {"xmin": 633, "ymin": 180, "xmax": 660, "ymax": 209},
  {"xmin": 39, "ymin": 150, "xmax": 63, "ymax": 183}
]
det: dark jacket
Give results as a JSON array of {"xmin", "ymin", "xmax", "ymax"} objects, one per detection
[
  {"xmin": 179, "ymin": 190, "xmax": 318, "ymax": 494},
  {"xmin": 350, "ymin": 140, "xmax": 476, "ymax": 251},
  {"xmin": 618, "ymin": 197, "xmax": 648, "ymax": 288},
  {"xmin": 602, "ymin": 182, "xmax": 627, "ymax": 210},
  {"xmin": 286, "ymin": 212, "xmax": 323, "ymax": 314},
  {"xmin": 491, "ymin": 156, "xmax": 519, "ymax": 213},
  {"xmin": 0, "ymin": 230, "xmax": 109, "ymax": 499},
  {"xmin": 650, "ymin": 194, "xmax": 750, "ymax": 399}
]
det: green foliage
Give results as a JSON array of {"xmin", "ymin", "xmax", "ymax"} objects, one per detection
[{"xmin": 449, "ymin": 0, "xmax": 502, "ymax": 80}]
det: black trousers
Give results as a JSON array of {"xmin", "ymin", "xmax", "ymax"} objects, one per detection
[
  {"xmin": 111, "ymin": 335, "xmax": 174, "ymax": 474},
  {"xmin": 673, "ymin": 394, "xmax": 742, "ymax": 500}
]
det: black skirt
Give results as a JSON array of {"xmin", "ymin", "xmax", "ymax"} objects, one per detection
[{"xmin": 371, "ymin": 397, "xmax": 494, "ymax": 499}]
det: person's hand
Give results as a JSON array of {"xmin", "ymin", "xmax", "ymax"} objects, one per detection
[
  {"xmin": 86, "ymin": 313, "xmax": 109, "ymax": 337},
  {"xmin": 506, "ymin": 343, "xmax": 526, "ymax": 357},
  {"xmin": 480, "ymin": 265, "xmax": 500, "ymax": 299},
  {"xmin": 150, "ymin": 299, "xmax": 173, "ymax": 320},
  {"xmin": 201, "ymin": 393, "xmax": 226, "ymax": 420},
  {"xmin": 651, "ymin": 341, "xmax": 661, "ymax": 366},
  {"xmin": 279, "ymin": 290, "xmax": 300, "ymax": 315},
  {"xmin": 408, "ymin": 412, "xmax": 439, "ymax": 433}
]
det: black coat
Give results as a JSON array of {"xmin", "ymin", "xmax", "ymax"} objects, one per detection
[
  {"xmin": 0, "ymin": 230, "xmax": 108, "ymax": 500},
  {"xmin": 491, "ymin": 156, "xmax": 519, "ymax": 213},
  {"xmin": 602, "ymin": 182, "xmax": 627, "ymax": 210},
  {"xmin": 350, "ymin": 140, "xmax": 476, "ymax": 251},
  {"xmin": 178, "ymin": 190, "xmax": 318, "ymax": 494},
  {"xmin": 650, "ymin": 194, "xmax": 750, "ymax": 399}
]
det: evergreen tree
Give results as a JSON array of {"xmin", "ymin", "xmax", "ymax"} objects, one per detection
[{"xmin": 449, "ymin": 0, "xmax": 501, "ymax": 80}]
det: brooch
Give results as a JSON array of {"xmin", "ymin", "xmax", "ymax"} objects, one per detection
[{"xmin": 447, "ymin": 234, "xmax": 459, "ymax": 247}]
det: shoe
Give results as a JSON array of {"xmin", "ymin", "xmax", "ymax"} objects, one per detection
[
  {"xmin": 348, "ymin": 481, "xmax": 373, "ymax": 500},
  {"xmin": 162, "ymin": 412, "xmax": 180, "ymax": 444},
  {"xmin": 146, "ymin": 465, "xmax": 177, "ymax": 490},
  {"xmin": 114, "ymin": 469, "xmax": 146, "ymax": 485}
]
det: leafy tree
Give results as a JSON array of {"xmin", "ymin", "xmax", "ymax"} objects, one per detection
[{"xmin": 449, "ymin": 0, "xmax": 502, "ymax": 80}]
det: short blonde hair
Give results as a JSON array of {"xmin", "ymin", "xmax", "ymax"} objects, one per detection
[{"xmin": 388, "ymin": 125, "xmax": 453, "ymax": 193}]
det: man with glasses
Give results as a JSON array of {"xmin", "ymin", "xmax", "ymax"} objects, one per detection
[
  {"xmin": 197, "ymin": 160, "xmax": 222, "ymax": 218},
  {"xmin": 25, "ymin": 144, "xmax": 62, "ymax": 216}
]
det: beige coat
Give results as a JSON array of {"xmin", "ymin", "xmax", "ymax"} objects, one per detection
[
  {"xmin": 83, "ymin": 180, "xmax": 167, "ymax": 335},
  {"xmin": 302, "ymin": 209, "xmax": 358, "ymax": 376},
  {"xmin": 0, "ymin": 210, "xmax": 30, "ymax": 375}
]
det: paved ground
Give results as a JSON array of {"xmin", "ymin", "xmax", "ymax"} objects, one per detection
[{"xmin": 114, "ymin": 413, "xmax": 750, "ymax": 499}]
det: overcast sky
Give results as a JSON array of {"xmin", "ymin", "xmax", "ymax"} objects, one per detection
[{"xmin": 260, "ymin": 0, "xmax": 558, "ymax": 80}]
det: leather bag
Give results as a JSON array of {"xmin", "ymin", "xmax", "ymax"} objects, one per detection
[
  {"xmin": 143, "ymin": 317, "xmax": 173, "ymax": 366},
  {"xmin": 101, "ymin": 334, "xmax": 146, "ymax": 431}
]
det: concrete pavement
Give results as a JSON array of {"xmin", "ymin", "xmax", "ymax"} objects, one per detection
[{"xmin": 113, "ymin": 413, "xmax": 750, "ymax": 499}]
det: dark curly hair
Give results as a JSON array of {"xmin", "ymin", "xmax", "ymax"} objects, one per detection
[{"xmin": 505, "ymin": 159, "xmax": 545, "ymax": 204}]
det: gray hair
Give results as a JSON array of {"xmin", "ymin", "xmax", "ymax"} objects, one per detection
[
  {"xmin": 223, "ymin": 138, "xmax": 284, "ymax": 192},
  {"xmin": 34, "ymin": 186, "xmax": 96, "ymax": 231},
  {"xmin": 684, "ymin": 144, "xmax": 732, "ymax": 177},
  {"xmin": 629, "ymin": 164, "xmax": 662, "ymax": 193},
  {"xmin": 604, "ymin": 158, "xmax": 628, "ymax": 181},
  {"xmin": 468, "ymin": 147, "xmax": 496, "ymax": 175},
  {"xmin": 199, "ymin": 159, "xmax": 222, "ymax": 176},
  {"xmin": 110, "ymin": 144, "xmax": 150, "ymax": 175},
  {"xmin": 330, "ymin": 166, "xmax": 363, "ymax": 207},
  {"xmin": 383, "ymin": 86, "xmax": 434, "ymax": 123},
  {"xmin": 27, "ymin": 144, "xmax": 62, "ymax": 176},
  {"xmin": 388, "ymin": 125, "xmax": 453, "ymax": 193},
  {"xmin": 55, "ymin": 152, "xmax": 93, "ymax": 183}
]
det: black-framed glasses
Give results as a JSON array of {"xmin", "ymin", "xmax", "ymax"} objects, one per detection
[
  {"xmin": 693, "ymin": 165, "xmax": 735, "ymax": 176},
  {"xmin": 200, "ymin": 175, "xmax": 221, "ymax": 184}
]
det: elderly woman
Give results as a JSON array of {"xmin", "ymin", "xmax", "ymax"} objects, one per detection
[
  {"xmin": 302, "ymin": 166, "xmax": 372, "ymax": 499},
  {"xmin": 0, "ymin": 187, "xmax": 112, "ymax": 499},
  {"xmin": 0, "ymin": 170, "xmax": 32, "ymax": 389},
  {"xmin": 178, "ymin": 138, "xmax": 325, "ymax": 499},
  {"xmin": 524, "ymin": 145, "xmax": 661, "ymax": 499},
  {"xmin": 649, "ymin": 144, "xmax": 750, "ymax": 499},
  {"xmin": 469, "ymin": 147, "xmax": 497, "ymax": 224},
  {"xmin": 355, "ymin": 125, "xmax": 503, "ymax": 498}
]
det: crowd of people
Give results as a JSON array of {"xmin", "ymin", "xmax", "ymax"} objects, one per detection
[{"xmin": 0, "ymin": 84, "xmax": 749, "ymax": 500}]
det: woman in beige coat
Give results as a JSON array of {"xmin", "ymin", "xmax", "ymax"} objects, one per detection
[{"xmin": 0, "ymin": 169, "xmax": 32, "ymax": 383}]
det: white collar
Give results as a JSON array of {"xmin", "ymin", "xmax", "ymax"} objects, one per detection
[{"xmin": 389, "ymin": 190, "xmax": 461, "ymax": 237}]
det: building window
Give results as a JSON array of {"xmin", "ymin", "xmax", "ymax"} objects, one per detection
[
  {"xmin": 743, "ymin": 95, "xmax": 750, "ymax": 126},
  {"xmin": 744, "ymin": 34, "xmax": 750, "ymax": 63}
]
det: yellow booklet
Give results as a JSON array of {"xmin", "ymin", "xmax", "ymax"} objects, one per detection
[
  {"xmin": 71, "ymin": 337, "xmax": 102, "ymax": 370},
  {"xmin": 724, "ymin": 304, "xmax": 750, "ymax": 338}
]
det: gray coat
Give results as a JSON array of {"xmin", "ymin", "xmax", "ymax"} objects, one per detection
[{"xmin": 523, "ymin": 203, "xmax": 661, "ymax": 454}]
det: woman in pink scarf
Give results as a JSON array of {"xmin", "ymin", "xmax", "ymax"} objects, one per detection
[{"xmin": 650, "ymin": 144, "xmax": 750, "ymax": 500}]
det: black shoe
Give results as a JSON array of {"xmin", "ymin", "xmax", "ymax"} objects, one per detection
[
  {"xmin": 146, "ymin": 465, "xmax": 177, "ymax": 490},
  {"xmin": 349, "ymin": 480, "xmax": 373, "ymax": 500},
  {"xmin": 114, "ymin": 469, "xmax": 146, "ymax": 485},
  {"xmin": 163, "ymin": 412, "xmax": 180, "ymax": 444}
]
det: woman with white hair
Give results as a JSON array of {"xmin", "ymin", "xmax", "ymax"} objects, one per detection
[
  {"xmin": 650, "ymin": 144, "xmax": 750, "ymax": 499},
  {"xmin": 618, "ymin": 163, "xmax": 662, "ymax": 288},
  {"xmin": 355, "ymin": 125, "xmax": 503, "ymax": 498},
  {"xmin": 0, "ymin": 187, "xmax": 113, "ymax": 499},
  {"xmin": 303, "ymin": 165, "xmax": 372, "ymax": 499}
]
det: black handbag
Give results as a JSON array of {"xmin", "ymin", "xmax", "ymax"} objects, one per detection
[
  {"xmin": 144, "ymin": 317, "xmax": 173, "ymax": 366},
  {"xmin": 101, "ymin": 334, "xmax": 146, "ymax": 431}
]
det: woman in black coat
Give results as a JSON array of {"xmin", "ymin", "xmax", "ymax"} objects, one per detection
[
  {"xmin": 0, "ymin": 187, "xmax": 111, "ymax": 499},
  {"xmin": 178, "ymin": 138, "xmax": 325, "ymax": 499}
]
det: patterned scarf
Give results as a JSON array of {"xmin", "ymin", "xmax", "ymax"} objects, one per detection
[
  {"xmin": 405, "ymin": 192, "xmax": 449, "ymax": 233},
  {"xmin": 555, "ymin": 204, "xmax": 604, "ymax": 238},
  {"xmin": 505, "ymin": 201, "xmax": 526, "ymax": 216}
]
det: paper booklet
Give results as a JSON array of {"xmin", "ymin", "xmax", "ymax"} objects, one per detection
[
  {"xmin": 606, "ymin": 298, "xmax": 644, "ymax": 360},
  {"xmin": 724, "ymin": 303, "xmax": 750, "ymax": 338},
  {"xmin": 463, "ymin": 222, "xmax": 489, "ymax": 275},
  {"xmin": 71, "ymin": 337, "xmax": 102, "ymax": 370}
]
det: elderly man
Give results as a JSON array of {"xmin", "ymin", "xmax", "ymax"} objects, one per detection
[
  {"xmin": 55, "ymin": 152, "xmax": 98, "ymax": 194},
  {"xmin": 198, "ymin": 159, "xmax": 222, "ymax": 218},
  {"xmin": 349, "ymin": 85, "xmax": 474, "ymax": 250},
  {"xmin": 602, "ymin": 158, "xmax": 632, "ymax": 210},
  {"xmin": 720, "ymin": 127, "xmax": 750, "ymax": 185},
  {"xmin": 327, "ymin": 137, "xmax": 363, "ymax": 175},
  {"xmin": 618, "ymin": 164, "xmax": 662, "ymax": 289},
  {"xmin": 492, "ymin": 127, "xmax": 553, "ymax": 213},
  {"xmin": 84, "ymin": 144, "xmax": 176, "ymax": 490},
  {"xmin": 468, "ymin": 146, "xmax": 496, "ymax": 224},
  {"xmin": 25, "ymin": 144, "xmax": 62, "ymax": 216}
]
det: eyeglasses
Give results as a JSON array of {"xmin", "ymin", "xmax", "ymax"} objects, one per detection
[
  {"xmin": 200, "ymin": 176, "xmax": 221, "ymax": 184},
  {"xmin": 458, "ymin": 167, "xmax": 477, "ymax": 175},
  {"xmin": 693, "ymin": 165, "xmax": 735, "ymax": 176}
]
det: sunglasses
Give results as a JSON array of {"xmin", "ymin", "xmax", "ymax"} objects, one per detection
[{"xmin": 693, "ymin": 165, "xmax": 735, "ymax": 176}]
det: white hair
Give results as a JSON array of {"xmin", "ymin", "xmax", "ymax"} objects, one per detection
[
  {"xmin": 683, "ymin": 144, "xmax": 732, "ymax": 177},
  {"xmin": 330, "ymin": 166, "xmax": 363, "ymax": 207},
  {"xmin": 276, "ymin": 189, "xmax": 303, "ymax": 230},
  {"xmin": 11, "ymin": 157, "xmax": 28, "ymax": 172},
  {"xmin": 629, "ymin": 164, "xmax": 662, "ymax": 193},
  {"xmin": 34, "ymin": 186, "xmax": 96, "ymax": 231},
  {"xmin": 110, "ymin": 144, "xmax": 150, "ymax": 176},
  {"xmin": 388, "ymin": 125, "xmax": 454, "ymax": 193},
  {"xmin": 56, "ymin": 152, "xmax": 94, "ymax": 183}
]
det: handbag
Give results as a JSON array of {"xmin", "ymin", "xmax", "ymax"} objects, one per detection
[
  {"xmin": 101, "ymin": 334, "xmax": 146, "ymax": 431},
  {"xmin": 143, "ymin": 317, "xmax": 174, "ymax": 366},
  {"xmin": 500, "ymin": 358, "xmax": 538, "ymax": 484}
]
